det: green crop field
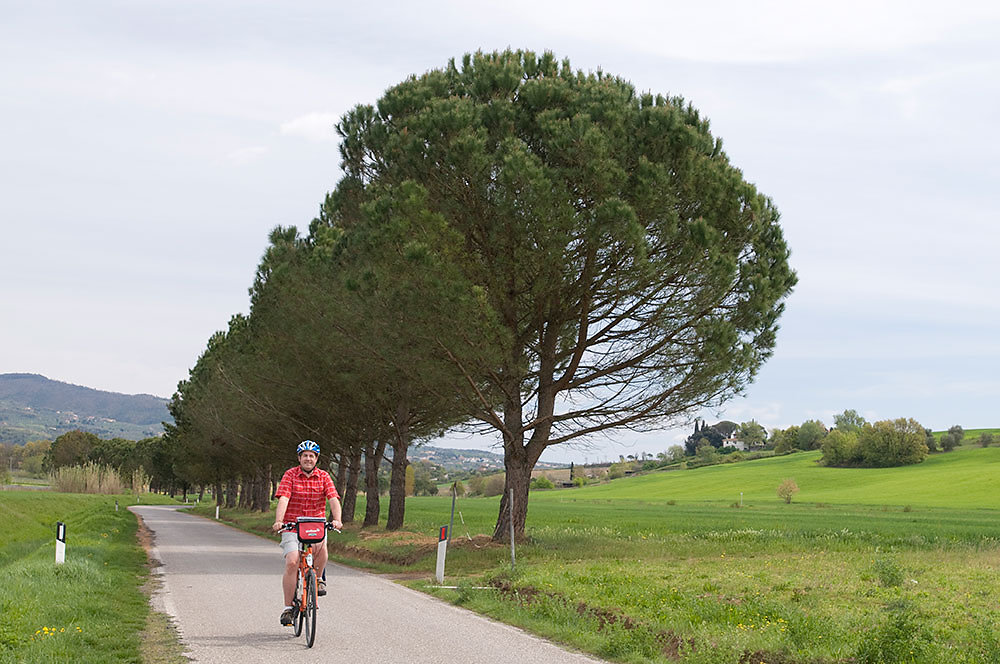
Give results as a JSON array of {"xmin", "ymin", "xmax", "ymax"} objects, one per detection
[{"xmin": 553, "ymin": 446, "xmax": 1000, "ymax": 508}]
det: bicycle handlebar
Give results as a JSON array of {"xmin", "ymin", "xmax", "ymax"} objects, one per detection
[{"xmin": 280, "ymin": 521, "xmax": 341, "ymax": 533}]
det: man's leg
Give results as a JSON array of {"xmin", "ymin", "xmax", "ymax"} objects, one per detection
[
  {"xmin": 283, "ymin": 550, "xmax": 299, "ymax": 607},
  {"xmin": 314, "ymin": 541, "xmax": 328, "ymax": 594}
]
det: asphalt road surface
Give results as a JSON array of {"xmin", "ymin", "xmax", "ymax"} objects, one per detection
[{"xmin": 131, "ymin": 505, "xmax": 607, "ymax": 664}]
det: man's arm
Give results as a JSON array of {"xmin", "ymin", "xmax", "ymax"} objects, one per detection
[
  {"xmin": 272, "ymin": 496, "xmax": 290, "ymax": 532},
  {"xmin": 327, "ymin": 496, "xmax": 342, "ymax": 529}
]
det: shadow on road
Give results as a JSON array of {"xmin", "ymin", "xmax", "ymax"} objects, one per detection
[{"xmin": 185, "ymin": 631, "xmax": 300, "ymax": 651}]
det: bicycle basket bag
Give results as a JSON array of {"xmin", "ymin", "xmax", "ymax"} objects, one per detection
[{"xmin": 296, "ymin": 517, "xmax": 326, "ymax": 544}]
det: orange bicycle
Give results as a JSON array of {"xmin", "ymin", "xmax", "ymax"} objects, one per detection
[{"xmin": 280, "ymin": 517, "xmax": 338, "ymax": 648}]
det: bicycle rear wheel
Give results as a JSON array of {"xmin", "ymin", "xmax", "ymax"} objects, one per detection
[{"xmin": 304, "ymin": 569, "xmax": 318, "ymax": 648}]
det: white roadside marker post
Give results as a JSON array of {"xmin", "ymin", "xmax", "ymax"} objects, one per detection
[
  {"xmin": 55, "ymin": 522, "xmax": 66, "ymax": 564},
  {"xmin": 435, "ymin": 525, "xmax": 448, "ymax": 584},
  {"xmin": 215, "ymin": 505, "xmax": 220, "ymax": 519}
]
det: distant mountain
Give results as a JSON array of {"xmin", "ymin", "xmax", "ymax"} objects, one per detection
[{"xmin": 0, "ymin": 373, "xmax": 170, "ymax": 445}]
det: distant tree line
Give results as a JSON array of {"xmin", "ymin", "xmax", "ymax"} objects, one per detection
[
  {"xmin": 0, "ymin": 431, "xmax": 188, "ymax": 496},
  {"xmin": 764, "ymin": 409, "xmax": 974, "ymax": 468},
  {"xmin": 672, "ymin": 409, "xmax": 979, "ymax": 470}
]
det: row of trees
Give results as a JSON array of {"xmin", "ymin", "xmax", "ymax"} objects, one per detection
[
  {"xmin": 162, "ymin": 50, "xmax": 796, "ymax": 539},
  {"xmin": 1, "ymin": 439, "xmax": 52, "ymax": 477},
  {"xmin": 0, "ymin": 432, "xmax": 190, "ymax": 496}
]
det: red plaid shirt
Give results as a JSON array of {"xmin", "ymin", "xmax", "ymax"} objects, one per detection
[{"xmin": 275, "ymin": 466, "xmax": 339, "ymax": 523}]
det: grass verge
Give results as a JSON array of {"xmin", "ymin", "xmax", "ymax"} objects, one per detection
[{"xmin": 0, "ymin": 491, "xmax": 184, "ymax": 663}]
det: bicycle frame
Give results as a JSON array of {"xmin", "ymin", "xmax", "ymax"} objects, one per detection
[{"xmin": 282, "ymin": 518, "xmax": 335, "ymax": 648}]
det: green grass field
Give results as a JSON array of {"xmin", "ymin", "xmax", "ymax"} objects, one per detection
[
  {"xmin": 0, "ymin": 491, "xmax": 182, "ymax": 663},
  {"xmin": 557, "ymin": 446, "xmax": 1000, "ymax": 508}
]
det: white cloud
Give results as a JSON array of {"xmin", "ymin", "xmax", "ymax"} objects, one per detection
[{"xmin": 280, "ymin": 113, "xmax": 340, "ymax": 143}]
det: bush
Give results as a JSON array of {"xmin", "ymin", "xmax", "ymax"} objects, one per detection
[
  {"xmin": 777, "ymin": 478, "xmax": 799, "ymax": 503},
  {"xmin": 858, "ymin": 418, "xmax": 929, "ymax": 467},
  {"xmin": 483, "ymin": 474, "xmax": 505, "ymax": 496},
  {"xmin": 468, "ymin": 474, "xmax": 505, "ymax": 496},
  {"xmin": 772, "ymin": 425, "xmax": 798, "ymax": 453},
  {"xmin": 924, "ymin": 427, "xmax": 938, "ymax": 452},
  {"xmin": 948, "ymin": 425, "xmax": 965, "ymax": 444},
  {"xmin": 821, "ymin": 429, "xmax": 860, "ymax": 466},
  {"xmin": 940, "ymin": 432, "xmax": 958, "ymax": 452},
  {"xmin": 532, "ymin": 475, "xmax": 554, "ymax": 490},
  {"xmin": 607, "ymin": 463, "xmax": 627, "ymax": 480},
  {"xmin": 695, "ymin": 443, "xmax": 719, "ymax": 464},
  {"xmin": 978, "ymin": 432, "xmax": 995, "ymax": 448},
  {"xmin": 573, "ymin": 476, "xmax": 586, "ymax": 487}
]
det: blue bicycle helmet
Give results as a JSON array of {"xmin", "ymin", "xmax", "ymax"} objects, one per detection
[{"xmin": 297, "ymin": 440, "xmax": 320, "ymax": 455}]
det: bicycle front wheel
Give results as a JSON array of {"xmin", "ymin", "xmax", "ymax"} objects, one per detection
[
  {"xmin": 293, "ymin": 570, "xmax": 304, "ymax": 637},
  {"xmin": 303, "ymin": 569, "xmax": 318, "ymax": 648}
]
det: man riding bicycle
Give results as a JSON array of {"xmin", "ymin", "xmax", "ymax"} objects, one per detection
[{"xmin": 272, "ymin": 440, "xmax": 343, "ymax": 626}]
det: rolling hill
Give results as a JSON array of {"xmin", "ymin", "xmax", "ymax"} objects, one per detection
[
  {"xmin": 538, "ymin": 445, "xmax": 1000, "ymax": 509},
  {"xmin": 0, "ymin": 373, "xmax": 170, "ymax": 444}
]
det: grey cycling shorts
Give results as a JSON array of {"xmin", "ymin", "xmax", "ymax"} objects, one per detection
[
  {"xmin": 280, "ymin": 531, "xmax": 326, "ymax": 557},
  {"xmin": 280, "ymin": 531, "xmax": 298, "ymax": 557}
]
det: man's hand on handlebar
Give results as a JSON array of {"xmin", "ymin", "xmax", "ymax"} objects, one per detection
[{"xmin": 327, "ymin": 519, "xmax": 343, "ymax": 532}]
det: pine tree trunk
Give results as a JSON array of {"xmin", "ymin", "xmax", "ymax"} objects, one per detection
[
  {"xmin": 492, "ymin": 453, "xmax": 532, "ymax": 541},
  {"xmin": 386, "ymin": 449, "xmax": 408, "ymax": 530},
  {"xmin": 341, "ymin": 448, "xmax": 361, "ymax": 523},
  {"xmin": 491, "ymin": 371, "xmax": 549, "ymax": 542},
  {"xmin": 225, "ymin": 479, "xmax": 238, "ymax": 508},
  {"xmin": 252, "ymin": 466, "xmax": 270, "ymax": 512},
  {"xmin": 386, "ymin": 404, "xmax": 411, "ymax": 531},
  {"xmin": 238, "ymin": 477, "xmax": 252, "ymax": 509},
  {"xmin": 335, "ymin": 453, "xmax": 347, "ymax": 494},
  {"xmin": 363, "ymin": 440, "xmax": 386, "ymax": 527},
  {"xmin": 214, "ymin": 481, "xmax": 223, "ymax": 506}
]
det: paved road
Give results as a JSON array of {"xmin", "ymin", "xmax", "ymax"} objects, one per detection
[{"xmin": 131, "ymin": 505, "xmax": 607, "ymax": 664}]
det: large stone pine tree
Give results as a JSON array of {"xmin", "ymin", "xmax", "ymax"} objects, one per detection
[{"xmin": 333, "ymin": 50, "xmax": 797, "ymax": 539}]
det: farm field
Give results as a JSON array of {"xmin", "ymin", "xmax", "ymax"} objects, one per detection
[
  {"xmin": 200, "ymin": 445, "xmax": 1000, "ymax": 664},
  {"xmin": 559, "ymin": 446, "xmax": 1000, "ymax": 508}
]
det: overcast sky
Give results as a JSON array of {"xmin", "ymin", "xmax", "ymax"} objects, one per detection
[{"xmin": 3, "ymin": 1, "xmax": 998, "ymax": 463}]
